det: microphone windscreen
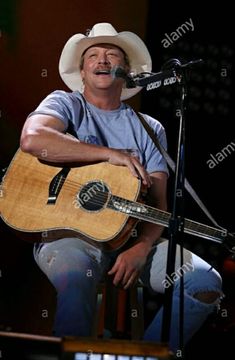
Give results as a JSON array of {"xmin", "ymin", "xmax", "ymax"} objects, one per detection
[{"xmin": 110, "ymin": 66, "xmax": 127, "ymax": 79}]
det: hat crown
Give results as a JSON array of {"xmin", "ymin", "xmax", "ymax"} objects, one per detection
[{"xmin": 88, "ymin": 23, "xmax": 118, "ymax": 38}]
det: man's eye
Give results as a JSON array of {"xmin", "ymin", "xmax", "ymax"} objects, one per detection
[{"xmin": 108, "ymin": 53, "xmax": 118, "ymax": 57}]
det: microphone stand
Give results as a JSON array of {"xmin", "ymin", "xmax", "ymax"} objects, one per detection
[
  {"xmin": 160, "ymin": 65, "xmax": 187, "ymax": 353},
  {"xmin": 133, "ymin": 60, "xmax": 192, "ymax": 352},
  {"xmin": 124, "ymin": 60, "xmax": 202, "ymax": 352}
]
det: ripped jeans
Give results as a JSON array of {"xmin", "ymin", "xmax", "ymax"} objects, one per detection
[{"xmin": 34, "ymin": 238, "xmax": 223, "ymax": 353}]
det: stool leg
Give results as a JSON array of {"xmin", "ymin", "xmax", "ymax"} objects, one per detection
[
  {"xmin": 97, "ymin": 285, "xmax": 106, "ymax": 337},
  {"xmin": 93, "ymin": 282, "xmax": 144, "ymax": 340},
  {"xmin": 92, "ymin": 284, "xmax": 106, "ymax": 338},
  {"xmin": 116, "ymin": 289, "xmax": 127, "ymax": 335}
]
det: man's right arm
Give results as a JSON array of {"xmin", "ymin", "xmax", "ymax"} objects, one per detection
[
  {"xmin": 20, "ymin": 114, "xmax": 112, "ymax": 163},
  {"xmin": 20, "ymin": 114, "xmax": 151, "ymax": 186}
]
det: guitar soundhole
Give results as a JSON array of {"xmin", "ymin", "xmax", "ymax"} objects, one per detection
[{"xmin": 76, "ymin": 181, "xmax": 109, "ymax": 212}]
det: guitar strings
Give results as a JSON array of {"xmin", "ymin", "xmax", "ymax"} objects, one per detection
[
  {"xmin": 9, "ymin": 164, "xmax": 144, "ymax": 211},
  {"xmin": 6, "ymin": 166, "xmax": 224, "ymax": 239},
  {"xmin": 9, "ymin": 164, "xmax": 170, "ymax": 223}
]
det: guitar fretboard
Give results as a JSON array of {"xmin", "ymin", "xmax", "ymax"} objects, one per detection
[{"xmin": 108, "ymin": 195, "xmax": 226, "ymax": 244}]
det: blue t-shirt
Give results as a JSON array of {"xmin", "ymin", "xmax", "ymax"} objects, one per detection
[{"xmin": 29, "ymin": 90, "xmax": 168, "ymax": 175}]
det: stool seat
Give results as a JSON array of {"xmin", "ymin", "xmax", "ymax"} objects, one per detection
[{"xmin": 93, "ymin": 277, "xmax": 144, "ymax": 340}]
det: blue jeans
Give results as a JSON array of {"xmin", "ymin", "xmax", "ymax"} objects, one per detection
[{"xmin": 34, "ymin": 238, "xmax": 223, "ymax": 353}]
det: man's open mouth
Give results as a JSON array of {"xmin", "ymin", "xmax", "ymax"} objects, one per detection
[{"xmin": 94, "ymin": 69, "xmax": 111, "ymax": 75}]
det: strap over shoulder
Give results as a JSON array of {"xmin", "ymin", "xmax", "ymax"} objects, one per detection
[{"xmin": 135, "ymin": 111, "xmax": 225, "ymax": 230}]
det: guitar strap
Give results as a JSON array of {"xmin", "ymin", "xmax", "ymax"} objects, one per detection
[{"xmin": 136, "ymin": 111, "xmax": 225, "ymax": 230}]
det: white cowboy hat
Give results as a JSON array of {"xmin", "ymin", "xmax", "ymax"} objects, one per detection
[{"xmin": 59, "ymin": 22, "xmax": 152, "ymax": 100}]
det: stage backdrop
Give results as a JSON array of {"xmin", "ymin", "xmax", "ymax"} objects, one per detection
[{"xmin": 141, "ymin": 0, "xmax": 234, "ymax": 263}]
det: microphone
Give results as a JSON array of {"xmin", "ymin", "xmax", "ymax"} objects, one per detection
[
  {"xmin": 111, "ymin": 66, "xmax": 137, "ymax": 88},
  {"xmin": 111, "ymin": 59, "xmax": 203, "ymax": 91},
  {"xmin": 111, "ymin": 65, "xmax": 175, "ymax": 90}
]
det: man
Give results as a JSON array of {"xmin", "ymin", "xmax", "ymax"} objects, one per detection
[{"xmin": 20, "ymin": 23, "xmax": 223, "ymax": 353}]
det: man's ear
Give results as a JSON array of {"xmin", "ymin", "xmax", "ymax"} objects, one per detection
[{"xmin": 80, "ymin": 69, "xmax": 85, "ymax": 81}]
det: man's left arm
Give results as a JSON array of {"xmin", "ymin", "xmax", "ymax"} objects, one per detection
[{"xmin": 108, "ymin": 171, "xmax": 168, "ymax": 289}]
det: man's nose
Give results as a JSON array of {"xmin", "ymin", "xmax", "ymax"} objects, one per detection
[{"xmin": 98, "ymin": 53, "xmax": 110, "ymax": 64}]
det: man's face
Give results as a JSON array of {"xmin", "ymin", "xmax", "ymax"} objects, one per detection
[{"xmin": 80, "ymin": 44, "xmax": 129, "ymax": 93}]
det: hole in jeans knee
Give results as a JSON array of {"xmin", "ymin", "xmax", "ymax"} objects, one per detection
[{"xmin": 193, "ymin": 291, "xmax": 221, "ymax": 304}]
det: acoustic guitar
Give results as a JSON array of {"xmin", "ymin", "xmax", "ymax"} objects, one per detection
[{"xmin": 0, "ymin": 149, "xmax": 234, "ymax": 252}]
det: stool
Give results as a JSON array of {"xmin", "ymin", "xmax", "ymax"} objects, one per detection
[{"xmin": 93, "ymin": 277, "xmax": 144, "ymax": 340}]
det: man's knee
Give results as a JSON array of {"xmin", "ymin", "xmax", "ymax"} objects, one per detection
[
  {"xmin": 176, "ymin": 268, "xmax": 223, "ymax": 302},
  {"xmin": 193, "ymin": 291, "xmax": 221, "ymax": 304}
]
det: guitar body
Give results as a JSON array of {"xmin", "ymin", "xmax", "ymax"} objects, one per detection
[
  {"xmin": 0, "ymin": 150, "xmax": 141, "ymax": 251},
  {"xmin": 1, "ymin": 150, "xmax": 234, "ymax": 253}
]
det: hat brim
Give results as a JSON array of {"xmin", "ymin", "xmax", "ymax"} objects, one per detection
[{"xmin": 59, "ymin": 31, "xmax": 152, "ymax": 100}]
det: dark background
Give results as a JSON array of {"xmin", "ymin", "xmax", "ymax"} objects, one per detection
[
  {"xmin": 143, "ymin": 2, "xmax": 234, "ymax": 261},
  {"xmin": 141, "ymin": 3, "xmax": 235, "ymax": 357},
  {"xmin": 0, "ymin": 0, "xmax": 234, "ymax": 358}
]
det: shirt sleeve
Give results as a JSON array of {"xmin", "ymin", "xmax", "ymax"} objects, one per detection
[{"xmin": 27, "ymin": 90, "xmax": 79, "ymax": 129}]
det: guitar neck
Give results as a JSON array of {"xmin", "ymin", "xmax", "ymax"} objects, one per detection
[{"xmin": 108, "ymin": 195, "xmax": 226, "ymax": 244}]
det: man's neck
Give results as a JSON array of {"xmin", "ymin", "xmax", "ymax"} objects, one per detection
[{"xmin": 83, "ymin": 90, "xmax": 122, "ymax": 110}]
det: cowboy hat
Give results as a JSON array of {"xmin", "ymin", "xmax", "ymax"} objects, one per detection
[{"xmin": 59, "ymin": 22, "xmax": 152, "ymax": 100}]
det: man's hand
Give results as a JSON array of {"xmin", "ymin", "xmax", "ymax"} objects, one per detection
[
  {"xmin": 108, "ymin": 242, "xmax": 151, "ymax": 289},
  {"xmin": 108, "ymin": 149, "xmax": 152, "ymax": 187}
]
